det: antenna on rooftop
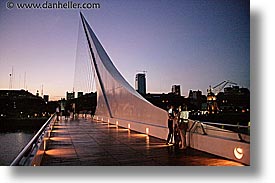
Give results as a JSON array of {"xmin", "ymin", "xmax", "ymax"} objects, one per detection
[
  {"xmin": 136, "ymin": 70, "xmax": 147, "ymax": 74},
  {"xmin": 41, "ymin": 84, "xmax": 44, "ymax": 96},
  {"xmin": 24, "ymin": 72, "xmax": 26, "ymax": 90},
  {"xmin": 9, "ymin": 66, "xmax": 14, "ymax": 89}
]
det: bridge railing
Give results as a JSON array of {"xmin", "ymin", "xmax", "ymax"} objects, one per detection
[
  {"xmin": 10, "ymin": 113, "xmax": 56, "ymax": 166},
  {"xmin": 201, "ymin": 121, "xmax": 250, "ymax": 135},
  {"xmin": 187, "ymin": 120, "xmax": 250, "ymax": 165},
  {"xmin": 188, "ymin": 120, "xmax": 250, "ymax": 142}
]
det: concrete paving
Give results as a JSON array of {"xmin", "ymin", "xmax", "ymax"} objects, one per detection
[{"xmin": 41, "ymin": 117, "xmax": 243, "ymax": 166}]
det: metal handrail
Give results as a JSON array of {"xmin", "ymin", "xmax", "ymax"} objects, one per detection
[
  {"xmin": 188, "ymin": 120, "xmax": 250, "ymax": 143},
  {"xmin": 188, "ymin": 120, "xmax": 207, "ymax": 135},
  {"xmin": 200, "ymin": 121, "xmax": 250, "ymax": 137},
  {"xmin": 199, "ymin": 121, "xmax": 250, "ymax": 129},
  {"xmin": 189, "ymin": 120, "xmax": 250, "ymax": 133},
  {"xmin": 10, "ymin": 113, "xmax": 56, "ymax": 166}
]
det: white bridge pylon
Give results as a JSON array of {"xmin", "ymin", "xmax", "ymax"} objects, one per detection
[
  {"xmin": 79, "ymin": 13, "xmax": 250, "ymax": 165},
  {"xmin": 80, "ymin": 12, "xmax": 168, "ymax": 139}
]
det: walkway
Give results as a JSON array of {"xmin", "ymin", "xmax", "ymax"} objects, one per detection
[{"xmin": 41, "ymin": 117, "xmax": 243, "ymax": 166}]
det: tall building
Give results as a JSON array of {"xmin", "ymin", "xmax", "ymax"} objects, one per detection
[
  {"xmin": 77, "ymin": 92, "xmax": 84, "ymax": 98},
  {"xmin": 172, "ymin": 85, "xmax": 181, "ymax": 96},
  {"xmin": 43, "ymin": 95, "xmax": 49, "ymax": 103},
  {"xmin": 0, "ymin": 89, "xmax": 47, "ymax": 118},
  {"xmin": 188, "ymin": 90, "xmax": 204, "ymax": 110},
  {"xmin": 188, "ymin": 90, "xmax": 202, "ymax": 100},
  {"xmin": 135, "ymin": 73, "xmax": 146, "ymax": 95},
  {"xmin": 218, "ymin": 86, "xmax": 250, "ymax": 112},
  {"xmin": 66, "ymin": 91, "xmax": 75, "ymax": 100}
]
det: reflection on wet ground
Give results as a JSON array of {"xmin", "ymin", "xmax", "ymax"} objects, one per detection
[{"xmin": 41, "ymin": 118, "xmax": 243, "ymax": 166}]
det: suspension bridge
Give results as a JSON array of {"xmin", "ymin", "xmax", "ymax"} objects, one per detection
[{"xmin": 10, "ymin": 12, "xmax": 250, "ymax": 166}]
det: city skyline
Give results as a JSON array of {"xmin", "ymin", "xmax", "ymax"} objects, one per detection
[{"xmin": 0, "ymin": 0, "xmax": 250, "ymax": 100}]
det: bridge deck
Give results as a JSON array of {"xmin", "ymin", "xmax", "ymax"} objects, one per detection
[{"xmin": 41, "ymin": 117, "xmax": 243, "ymax": 166}]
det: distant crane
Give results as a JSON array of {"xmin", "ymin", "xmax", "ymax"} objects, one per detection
[
  {"xmin": 207, "ymin": 80, "xmax": 237, "ymax": 114},
  {"xmin": 208, "ymin": 80, "xmax": 237, "ymax": 96}
]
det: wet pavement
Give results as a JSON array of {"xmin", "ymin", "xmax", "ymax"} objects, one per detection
[{"xmin": 41, "ymin": 117, "xmax": 243, "ymax": 166}]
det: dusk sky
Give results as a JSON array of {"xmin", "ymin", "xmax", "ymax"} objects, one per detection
[{"xmin": 0, "ymin": 0, "xmax": 250, "ymax": 100}]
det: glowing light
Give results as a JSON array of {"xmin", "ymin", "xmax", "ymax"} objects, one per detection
[
  {"xmin": 146, "ymin": 136, "xmax": 149, "ymax": 143},
  {"xmin": 146, "ymin": 136, "xmax": 150, "ymax": 148},
  {"xmin": 117, "ymin": 128, "xmax": 128, "ymax": 132},
  {"xmin": 44, "ymin": 139, "xmax": 47, "ymax": 151},
  {"xmin": 45, "ymin": 148, "xmax": 75, "ymax": 156},
  {"xmin": 116, "ymin": 121, "xmax": 119, "ymax": 126},
  {"xmin": 50, "ymin": 137, "xmax": 70, "ymax": 141},
  {"xmin": 51, "ymin": 130, "xmax": 66, "ymax": 133},
  {"xmin": 131, "ymin": 134, "xmax": 147, "ymax": 137},
  {"xmin": 108, "ymin": 119, "xmax": 110, "ymax": 123},
  {"xmin": 234, "ymin": 147, "xmax": 244, "ymax": 160},
  {"xmin": 101, "ymin": 118, "xmax": 104, "ymax": 121},
  {"xmin": 108, "ymin": 124, "xmax": 117, "ymax": 128},
  {"xmin": 146, "ymin": 128, "xmax": 149, "ymax": 135},
  {"xmin": 128, "ymin": 124, "xmax": 131, "ymax": 129}
]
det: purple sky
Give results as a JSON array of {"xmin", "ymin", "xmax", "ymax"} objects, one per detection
[{"xmin": 0, "ymin": 0, "xmax": 249, "ymax": 100}]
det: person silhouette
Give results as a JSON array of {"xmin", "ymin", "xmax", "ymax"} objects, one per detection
[
  {"xmin": 178, "ymin": 105, "xmax": 189, "ymax": 149},
  {"xmin": 166, "ymin": 105, "xmax": 175, "ymax": 145},
  {"xmin": 56, "ymin": 105, "xmax": 60, "ymax": 121}
]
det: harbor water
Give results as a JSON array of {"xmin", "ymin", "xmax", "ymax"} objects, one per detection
[{"xmin": 0, "ymin": 131, "xmax": 35, "ymax": 165}]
